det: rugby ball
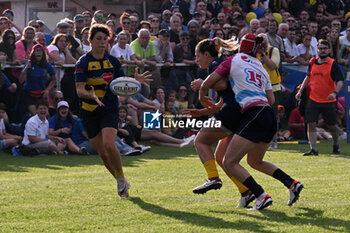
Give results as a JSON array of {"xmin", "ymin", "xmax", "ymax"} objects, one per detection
[{"xmin": 109, "ymin": 77, "xmax": 141, "ymax": 97}]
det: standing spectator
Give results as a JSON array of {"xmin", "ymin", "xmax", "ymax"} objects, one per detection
[
  {"xmin": 153, "ymin": 29, "xmax": 173, "ymax": 65},
  {"xmin": 284, "ymin": 28, "xmax": 298, "ymax": 60},
  {"xmin": 169, "ymin": 14, "xmax": 182, "ymax": 51},
  {"xmin": 161, "ymin": 0, "xmax": 191, "ymax": 24},
  {"xmin": 2, "ymin": 9, "xmax": 22, "ymax": 39},
  {"xmin": 299, "ymin": 10, "xmax": 310, "ymax": 27},
  {"xmin": 265, "ymin": 18, "xmax": 285, "ymax": 61},
  {"xmin": 339, "ymin": 26, "xmax": 350, "ymax": 64},
  {"xmin": 79, "ymin": 27, "xmax": 91, "ymax": 54},
  {"xmin": 110, "ymin": 32, "xmax": 141, "ymax": 67},
  {"xmin": 82, "ymin": 11, "xmax": 92, "ymax": 27},
  {"xmin": 92, "ymin": 10, "xmax": 105, "ymax": 24},
  {"xmin": 150, "ymin": 16, "xmax": 161, "ymax": 37},
  {"xmin": 0, "ymin": 29, "xmax": 18, "ymax": 65},
  {"xmin": 286, "ymin": 16, "xmax": 297, "ymax": 30},
  {"xmin": 167, "ymin": 31, "xmax": 196, "ymax": 91},
  {"xmin": 15, "ymin": 26, "xmax": 36, "ymax": 63},
  {"xmin": 206, "ymin": 0, "xmax": 222, "ymax": 18},
  {"xmin": 217, "ymin": 12, "xmax": 226, "ymax": 27},
  {"xmin": 296, "ymin": 39, "xmax": 344, "ymax": 155},
  {"xmin": 19, "ymin": 44, "xmax": 56, "ymax": 116},
  {"xmin": 296, "ymin": 33, "xmax": 317, "ymax": 65},
  {"xmin": 161, "ymin": 9, "xmax": 172, "ymax": 30},
  {"xmin": 73, "ymin": 14, "xmax": 85, "ymax": 40},
  {"xmin": 327, "ymin": 28, "xmax": 341, "ymax": 61},
  {"xmin": 209, "ymin": 18, "xmax": 221, "ymax": 39},
  {"xmin": 21, "ymin": 99, "xmax": 66, "ymax": 155},
  {"xmin": 308, "ymin": 21, "xmax": 319, "ymax": 52}
]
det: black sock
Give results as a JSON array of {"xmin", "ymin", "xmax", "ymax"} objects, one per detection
[
  {"xmin": 272, "ymin": 168, "xmax": 294, "ymax": 188},
  {"xmin": 243, "ymin": 176, "xmax": 264, "ymax": 198}
]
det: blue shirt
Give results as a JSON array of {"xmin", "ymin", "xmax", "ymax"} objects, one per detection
[
  {"xmin": 71, "ymin": 119, "xmax": 86, "ymax": 145},
  {"xmin": 22, "ymin": 62, "xmax": 55, "ymax": 91},
  {"xmin": 75, "ymin": 52, "xmax": 125, "ymax": 112},
  {"xmin": 49, "ymin": 115, "xmax": 77, "ymax": 139}
]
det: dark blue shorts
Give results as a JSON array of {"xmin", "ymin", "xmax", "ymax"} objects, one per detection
[
  {"xmin": 214, "ymin": 102, "xmax": 243, "ymax": 134},
  {"xmin": 236, "ymin": 106, "xmax": 277, "ymax": 143},
  {"xmin": 81, "ymin": 109, "xmax": 119, "ymax": 139}
]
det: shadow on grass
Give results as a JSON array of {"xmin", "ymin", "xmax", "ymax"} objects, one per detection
[
  {"xmin": 0, "ymin": 146, "xmax": 197, "ymax": 172},
  {"xmin": 231, "ymin": 207, "xmax": 350, "ymax": 232},
  {"xmin": 129, "ymin": 196, "xmax": 272, "ymax": 232}
]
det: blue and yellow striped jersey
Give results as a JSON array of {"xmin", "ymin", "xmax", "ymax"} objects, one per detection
[{"xmin": 75, "ymin": 52, "xmax": 125, "ymax": 112}]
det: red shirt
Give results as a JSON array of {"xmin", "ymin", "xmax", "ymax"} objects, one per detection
[{"xmin": 288, "ymin": 107, "xmax": 305, "ymax": 138}]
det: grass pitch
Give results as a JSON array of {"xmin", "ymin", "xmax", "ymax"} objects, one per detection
[{"xmin": 0, "ymin": 141, "xmax": 349, "ymax": 232}]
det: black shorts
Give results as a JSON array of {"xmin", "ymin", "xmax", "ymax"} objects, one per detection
[
  {"xmin": 214, "ymin": 102, "xmax": 243, "ymax": 134},
  {"xmin": 81, "ymin": 109, "xmax": 119, "ymax": 139},
  {"xmin": 305, "ymin": 99, "xmax": 337, "ymax": 125},
  {"xmin": 236, "ymin": 106, "xmax": 277, "ymax": 143}
]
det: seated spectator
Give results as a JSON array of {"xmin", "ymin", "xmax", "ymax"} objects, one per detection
[
  {"xmin": 19, "ymin": 44, "xmax": 56, "ymax": 116},
  {"xmin": 176, "ymin": 83, "xmax": 194, "ymax": 114},
  {"xmin": 288, "ymin": 106, "xmax": 306, "ymax": 140},
  {"xmin": 48, "ymin": 101, "xmax": 88, "ymax": 155},
  {"xmin": 152, "ymin": 86, "xmax": 166, "ymax": 113},
  {"xmin": 296, "ymin": 33, "xmax": 317, "ymax": 65},
  {"xmin": 284, "ymin": 28, "xmax": 298, "ymax": 62},
  {"xmin": 153, "ymin": 29, "xmax": 173, "ymax": 71},
  {"xmin": 21, "ymin": 99, "xmax": 66, "ymax": 155},
  {"xmin": 0, "ymin": 103, "xmax": 21, "ymax": 150},
  {"xmin": 119, "ymin": 104, "xmax": 194, "ymax": 148},
  {"xmin": 48, "ymin": 90, "xmax": 64, "ymax": 116},
  {"xmin": 214, "ymin": 29, "xmax": 225, "ymax": 39},
  {"xmin": 71, "ymin": 118, "xmax": 97, "ymax": 154},
  {"xmin": 169, "ymin": 14, "xmax": 182, "ymax": 51},
  {"xmin": 167, "ymin": 31, "xmax": 196, "ymax": 91},
  {"xmin": 327, "ymin": 28, "xmax": 340, "ymax": 61},
  {"xmin": 249, "ymin": 19, "xmax": 260, "ymax": 34}
]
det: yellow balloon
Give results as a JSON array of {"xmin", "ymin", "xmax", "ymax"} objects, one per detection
[
  {"xmin": 246, "ymin": 12, "xmax": 257, "ymax": 25},
  {"xmin": 273, "ymin": 12, "xmax": 282, "ymax": 25}
]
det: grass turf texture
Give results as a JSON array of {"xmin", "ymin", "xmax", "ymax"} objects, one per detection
[{"xmin": 0, "ymin": 140, "xmax": 349, "ymax": 232}]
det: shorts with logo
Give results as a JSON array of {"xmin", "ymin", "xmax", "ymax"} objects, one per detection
[
  {"xmin": 305, "ymin": 99, "xmax": 336, "ymax": 125},
  {"xmin": 81, "ymin": 109, "xmax": 119, "ymax": 139},
  {"xmin": 214, "ymin": 102, "xmax": 243, "ymax": 134},
  {"xmin": 236, "ymin": 105, "xmax": 277, "ymax": 143}
]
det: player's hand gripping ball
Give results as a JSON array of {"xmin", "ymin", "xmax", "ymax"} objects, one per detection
[{"xmin": 109, "ymin": 77, "xmax": 142, "ymax": 97}]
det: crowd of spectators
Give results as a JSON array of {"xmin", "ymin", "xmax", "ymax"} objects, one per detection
[{"xmin": 0, "ymin": 0, "xmax": 349, "ymax": 155}]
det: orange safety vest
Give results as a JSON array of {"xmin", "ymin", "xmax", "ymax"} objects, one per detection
[{"xmin": 308, "ymin": 57, "xmax": 336, "ymax": 103}]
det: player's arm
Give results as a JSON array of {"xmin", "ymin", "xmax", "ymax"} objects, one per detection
[
  {"xmin": 76, "ymin": 82, "xmax": 104, "ymax": 107},
  {"xmin": 199, "ymin": 71, "xmax": 224, "ymax": 107}
]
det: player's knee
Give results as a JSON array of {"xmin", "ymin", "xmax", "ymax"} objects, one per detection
[{"xmin": 103, "ymin": 142, "xmax": 116, "ymax": 153}]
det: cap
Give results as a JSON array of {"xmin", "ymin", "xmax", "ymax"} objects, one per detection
[
  {"xmin": 239, "ymin": 33, "xmax": 263, "ymax": 55},
  {"xmin": 74, "ymin": 14, "xmax": 84, "ymax": 22},
  {"xmin": 278, "ymin": 105, "xmax": 285, "ymax": 111},
  {"xmin": 158, "ymin": 29, "xmax": 170, "ymax": 37},
  {"xmin": 171, "ymin": 4, "xmax": 179, "ymax": 10},
  {"xmin": 31, "ymin": 44, "xmax": 44, "ymax": 52},
  {"xmin": 56, "ymin": 21, "xmax": 70, "ymax": 28},
  {"xmin": 37, "ymin": 20, "xmax": 45, "ymax": 26},
  {"xmin": 193, "ymin": 11, "xmax": 201, "ymax": 16},
  {"xmin": 210, "ymin": 18, "xmax": 219, "ymax": 24},
  {"xmin": 107, "ymin": 13, "xmax": 117, "ymax": 18},
  {"xmin": 57, "ymin": 101, "xmax": 69, "ymax": 109}
]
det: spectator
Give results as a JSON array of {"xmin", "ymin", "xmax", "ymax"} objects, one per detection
[
  {"xmin": 19, "ymin": 44, "xmax": 56, "ymax": 116},
  {"xmin": 0, "ymin": 17, "xmax": 9, "ymax": 40},
  {"xmin": 299, "ymin": 10, "xmax": 310, "ymax": 27},
  {"xmin": 327, "ymin": 27, "xmax": 341, "ymax": 61},
  {"xmin": 82, "ymin": 11, "xmax": 92, "ymax": 27},
  {"xmin": 277, "ymin": 23, "xmax": 289, "ymax": 39},
  {"xmin": 296, "ymin": 33, "xmax": 317, "ymax": 65},
  {"xmin": 48, "ymin": 90, "xmax": 63, "ymax": 116},
  {"xmin": 217, "ymin": 12, "xmax": 226, "ymax": 27},
  {"xmin": 2, "ymin": 9, "xmax": 21, "ymax": 40},
  {"xmin": 116, "ymin": 12, "xmax": 132, "ymax": 40},
  {"xmin": 167, "ymin": 31, "xmax": 196, "ymax": 92},
  {"xmin": 175, "ymin": 83, "xmax": 193, "ymax": 114},
  {"xmin": 196, "ymin": 0, "xmax": 211, "ymax": 19},
  {"xmin": 129, "ymin": 15, "xmax": 139, "ymax": 40},
  {"xmin": 71, "ymin": 118, "xmax": 97, "ymax": 154},
  {"xmin": 15, "ymin": 26, "xmax": 36, "ymax": 63},
  {"xmin": 324, "ymin": 0, "xmax": 345, "ymax": 21},
  {"xmin": 61, "ymin": 19, "xmax": 85, "ymax": 59},
  {"xmin": 0, "ymin": 29, "xmax": 18, "ymax": 65},
  {"xmin": 284, "ymin": 28, "xmax": 298, "ymax": 60},
  {"xmin": 339, "ymin": 26, "xmax": 350, "ymax": 64},
  {"xmin": 282, "ymin": 11, "xmax": 291, "ymax": 23},
  {"xmin": 161, "ymin": 9, "xmax": 172, "ymax": 30},
  {"xmin": 222, "ymin": 23, "xmax": 232, "ymax": 38},
  {"xmin": 21, "ymin": 99, "xmax": 66, "ymax": 155},
  {"xmin": 110, "ymin": 32, "xmax": 141, "ymax": 67},
  {"xmin": 259, "ymin": 16, "xmax": 268, "ymax": 29},
  {"xmin": 92, "ymin": 10, "xmax": 105, "ymax": 24},
  {"xmin": 152, "ymin": 86, "xmax": 166, "ymax": 113},
  {"xmin": 174, "ymin": 12, "xmax": 188, "ymax": 32},
  {"xmin": 79, "ymin": 27, "xmax": 91, "ymax": 54},
  {"xmin": 187, "ymin": 19, "xmax": 200, "ymax": 55},
  {"xmin": 286, "ymin": 16, "xmax": 297, "ymax": 30},
  {"xmin": 150, "ymin": 16, "xmax": 161, "ymax": 37},
  {"xmin": 161, "ymin": 0, "xmax": 191, "ymax": 24},
  {"xmin": 169, "ymin": 14, "xmax": 182, "ymax": 51},
  {"xmin": 266, "ymin": 18, "xmax": 285, "ymax": 61},
  {"xmin": 308, "ymin": 21, "xmax": 319, "ymax": 52},
  {"xmin": 48, "ymin": 101, "xmax": 88, "ymax": 155},
  {"xmin": 130, "ymin": 29, "xmax": 161, "ymax": 97},
  {"xmin": 191, "ymin": 11, "xmax": 202, "ymax": 25},
  {"xmin": 106, "ymin": 20, "xmax": 117, "ymax": 49},
  {"xmin": 153, "ymin": 29, "xmax": 173, "ymax": 65},
  {"xmin": 249, "ymin": 18, "xmax": 259, "ymax": 34},
  {"xmin": 209, "ymin": 18, "xmax": 221, "ymax": 39},
  {"xmin": 73, "ymin": 14, "xmax": 85, "ymax": 40},
  {"xmin": 320, "ymin": 25, "xmax": 330, "ymax": 40},
  {"xmin": 35, "ymin": 32, "xmax": 47, "ymax": 50},
  {"xmin": 0, "ymin": 102, "xmax": 21, "ymax": 150},
  {"xmin": 214, "ymin": 29, "xmax": 225, "ymax": 39},
  {"xmin": 206, "ymin": 0, "xmax": 222, "ymax": 18},
  {"xmin": 28, "ymin": 20, "xmax": 39, "ymax": 32}
]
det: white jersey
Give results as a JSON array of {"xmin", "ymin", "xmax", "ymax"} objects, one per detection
[
  {"xmin": 229, "ymin": 53, "xmax": 272, "ymax": 111},
  {"xmin": 22, "ymin": 114, "xmax": 49, "ymax": 145}
]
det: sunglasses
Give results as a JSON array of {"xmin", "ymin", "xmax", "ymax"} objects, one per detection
[
  {"xmin": 95, "ymin": 15, "xmax": 104, "ymax": 19},
  {"xmin": 32, "ymin": 25, "xmax": 39, "ymax": 28},
  {"xmin": 164, "ymin": 13, "xmax": 172, "ymax": 16},
  {"xmin": 122, "ymin": 21, "xmax": 130, "ymax": 25},
  {"xmin": 223, "ymin": 27, "xmax": 231, "ymax": 30},
  {"xmin": 287, "ymin": 20, "xmax": 295, "ymax": 22},
  {"xmin": 151, "ymin": 19, "xmax": 159, "ymax": 22},
  {"xmin": 7, "ymin": 36, "xmax": 14, "ymax": 39},
  {"xmin": 181, "ymin": 37, "xmax": 189, "ymax": 40},
  {"xmin": 179, "ymin": 89, "xmax": 187, "ymax": 92}
]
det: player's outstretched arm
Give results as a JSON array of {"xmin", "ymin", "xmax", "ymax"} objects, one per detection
[{"xmin": 134, "ymin": 67, "xmax": 153, "ymax": 88}]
